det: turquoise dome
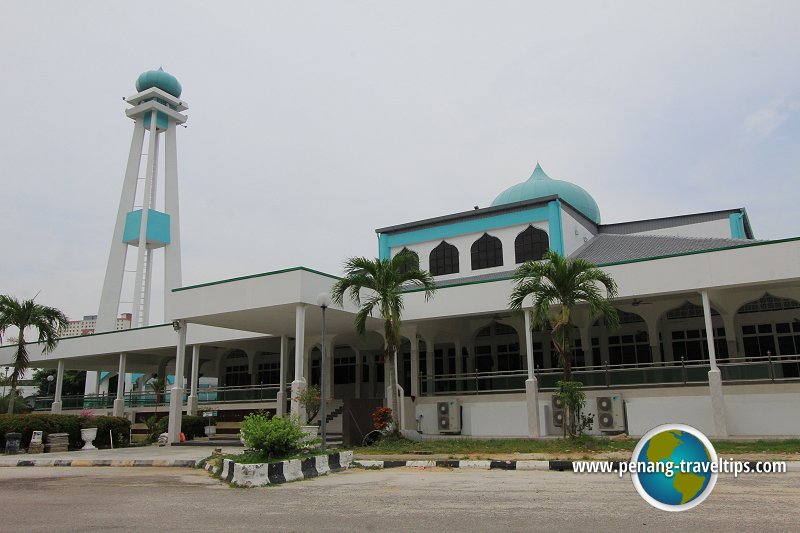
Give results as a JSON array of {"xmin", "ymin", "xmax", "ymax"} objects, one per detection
[
  {"xmin": 135, "ymin": 67, "xmax": 182, "ymax": 98},
  {"xmin": 491, "ymin": 164, "xmax": 601, "ymax": 224}
]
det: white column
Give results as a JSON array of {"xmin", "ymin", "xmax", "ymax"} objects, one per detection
[
  {"xmin": 410, "ymin": 337, "xmax": 420, "ymax": 397},
  {"xmin": 51, "ymin": 360, "xmax": 65, "ymax": 413},
  {"xmin": 290, "ymin": 304, "xmax": 306, "ymax": 418},
  {"xmin": 524, "ymin": 309, "xmax": 541, "ymax": 437},
  {"xmin": 164, "ymin": 117, "xmax": 182, "ymax": 320},
  {"xmin": 466, "ymin": 343, "xmax": 475, "ymax": 374},
  {"xmin": 701, "ymin": 290, "xmax": 728, "ymax": 437},
  {"xmin": 112, "ymin": 353, "xmax": 127, "ymax": 417},
  {"xmin": 645, "ymin": 318, "xmax": 662, "ymax": 364},
  {"xmin": 423, "ymin": 338, "xmax": 435, "ymax": 395},
  {"xmin": 277, "ymin": 335, "xmax": 288, "ymax": 416},
  {"xmin": 187, "ymin": 345, "xmax": 200, "ymax": 415},
  {"xmin": 167, "ymin": 321, "xmax": 188, "ymax": 444},
  {"xmin": 132, "ymin": 110, "xmax": 159, "ymax": 327},
  {"xmin": 354, "ymin": 347, "xmax": 362, "ymax": 399},
  {"xmin": 97, "ymin": 120, "xmax": 146, "ymax": 332},
  {"xmin": 142, "ymin": 248, "xmax": 154, "ymax": 326},
  {"xmin": 721, "ymin": 312, "xmax": 739, "ymax": 359}
]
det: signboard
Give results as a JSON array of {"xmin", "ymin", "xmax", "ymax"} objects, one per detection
[
  {"xmin": 202, "ymin": 411, "xmax": 217, "ymax": 418},
  {"xmin": 30, "ymin": 431, "xmax": 43, "ymax": 444}
]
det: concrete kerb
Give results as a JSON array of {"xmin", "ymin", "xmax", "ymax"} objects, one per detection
[
  {"xmin": 352, "ymin": 459, "xmax": 800, "ymax": 473},
  {"xmin": 215, "ymin": 451, "xmax": 354, "ymax": 487}
]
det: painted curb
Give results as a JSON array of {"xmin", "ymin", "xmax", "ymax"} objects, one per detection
[
  {"xmin": 352, "ymin": 459, "xmax": 800, "ymax": 473},
  {"xmin": 221, "ymin": 451, "xmax": 353, "ymax": 487}
]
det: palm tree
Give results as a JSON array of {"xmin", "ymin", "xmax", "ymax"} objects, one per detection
[
  {"xmin": 331, "ymin": 251, "xmax": 436, "ymax": 424},
  {"xmin": 0, "ymin": 295, "xmax": 68, "ymax": 414},
  {"xmin": 147, "ymin": 374, "xmax": 167, "ymax": 416},
  {"xmin": 510, "ymin": 250, "xmax": 619, "ymax": 382},
  {"xmin": 510, "ymin": 251, "xmax": 619, "ymax": 436}
]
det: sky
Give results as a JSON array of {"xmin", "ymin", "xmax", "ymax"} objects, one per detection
[{"xmin": 1, "ymin": 1, "xmax": 799, "ymax": 324}]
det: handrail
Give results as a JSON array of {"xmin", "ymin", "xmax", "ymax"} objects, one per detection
[
  {"xmin": 418, "ymin": 354, "xmax": 800, "ymax": 395},
  {"xmin": 32, "ymin": 383, "xmax": 293, "ymax": 411}
]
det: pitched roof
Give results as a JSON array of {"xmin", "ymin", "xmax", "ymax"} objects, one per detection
[{"xmin": 570, "ymin": 234, "xmax": 755, "ymax": 264}]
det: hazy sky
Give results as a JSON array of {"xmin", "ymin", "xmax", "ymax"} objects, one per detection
[{"xmin": 1, "ymin": 1, "xmax": 799, "ymax": 323}]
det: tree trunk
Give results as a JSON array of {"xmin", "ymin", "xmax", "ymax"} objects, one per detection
[
  {"xmin": 6, "ymin": 387, "xmax": 15, "ymax": 415},
  {"xmin": 385, "ymin": 348, "xmax": 398, "ymax": 428}
]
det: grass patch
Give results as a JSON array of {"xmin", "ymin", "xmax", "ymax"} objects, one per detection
[
  {"xmin": 356, "ymin": 435, "xmax": 800, "ymax": 456},
  {"xmin": 712, "ymin": 439, "xmax": 800, "ymax": 455},
  {"xmin": 358, "ymin": 435, "xmax": 634, "ymax": 455}
]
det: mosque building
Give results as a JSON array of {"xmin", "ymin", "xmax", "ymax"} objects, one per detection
[{"xmin": 2, "ymin": 69, "xmax": 798, "ymax": 443}]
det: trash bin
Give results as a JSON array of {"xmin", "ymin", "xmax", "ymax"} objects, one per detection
[{"xmin": 5, "ymin": 432, "xmax": 22, "ymax": 455}]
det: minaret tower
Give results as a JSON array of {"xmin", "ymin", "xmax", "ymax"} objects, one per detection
[{"xmin": 96, "ymin": 68, "xmax": 188, "ymax": 332}]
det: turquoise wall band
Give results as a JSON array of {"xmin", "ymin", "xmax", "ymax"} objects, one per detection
[
  {"xmin": 379, "ymin": 233, "xmax": 391, "ymax": 261},
  {"xmin": 143, "ymin": 110, "xmax": 169, "ymax": 130},
  {"xmin": 547, "ymin": 200, "xmax": 564, "ymax": 255},
  {"xmin": 729, "ymin": 213, "xmax": 746, "ymax": 239},
  {"xmin": 377, "ymin": 205, "xmax": 551, "ymax": 256},
  {"xmin": 123, "ymin": 209, "xmax": 171, "ymax": 245}
]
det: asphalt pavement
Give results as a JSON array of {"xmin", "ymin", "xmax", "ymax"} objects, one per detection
[{"xmin": 0, "ymin": 465, "xmax": 798, "ymax": 532}]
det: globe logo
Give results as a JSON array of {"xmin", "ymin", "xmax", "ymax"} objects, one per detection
[{"xmin": 631, "ymin": 423, "xmax": 718, "ymax": 511}]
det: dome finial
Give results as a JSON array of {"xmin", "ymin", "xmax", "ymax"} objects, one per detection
[{"xmin": 529, "ymin": 162, "xmax": 550, "ymax": 181}]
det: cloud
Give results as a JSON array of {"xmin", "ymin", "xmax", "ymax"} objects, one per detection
[{"xmin": 740, "ymin": 98, "xmax": 800, "ymax": 141}]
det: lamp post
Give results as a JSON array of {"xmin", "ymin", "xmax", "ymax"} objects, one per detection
[
  {"xmin": 47, "ymin": 374, "xmax": 55, "ymax": 396},
  {"xmin": 316, "ymin": 292, "xmax": 331, "ymax": 451},
  {"xmin": 2, "ymin": 366, "xmax": 9, "ymax": 396}
]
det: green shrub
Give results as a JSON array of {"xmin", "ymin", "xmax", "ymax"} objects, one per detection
[
  {"xmin": 91, "ymin": 416, "xmax": 131, "ymax": 448},
  {"xmin": 181, "ymin": 415, "xmax": 206, "ymax": 441},
  {"xmin": 0, "ymin": 414, "xmax": 82, "ymax": 449},
  {"xmin": 145, "ymin": 416, "xmax": 169, "ymax": 442},
  {"xmin": 240, "ymin": 414, "xmax": 306, "ymax": 458}
]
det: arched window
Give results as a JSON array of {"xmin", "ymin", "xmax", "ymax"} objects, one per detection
[
  {"xmin": 224, "ymin": 349, "xmax": 250, "ymax": 386},
  {"xmin": 515, "ymin": 226, "xmax": 549, "ymax": 263},
  {"xmin": 471, "ymin": 233, "xmax": 503, "ymax": 270},
  {"xmin": 429, "ymin": 241, "xmax": 459, "ymax": 276},
  {"xmin": 395, "ymin": 248, "xmax": 419, "ymax": 275}
]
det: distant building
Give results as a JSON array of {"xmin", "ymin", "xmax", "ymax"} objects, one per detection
[{"xmin": 61, "ymin": 313, "xmax": 132, "ymax": 337}]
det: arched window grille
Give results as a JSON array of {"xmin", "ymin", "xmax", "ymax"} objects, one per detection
[
  {"xmin": 515, "ymin": 226, "xmax": 549, "ymax": 263},
  {"xmin": 429, "ymin": 241, "xmax": 459, "ymax": 276},
  {"xmin": 471, "ymin": 233, "xmax": 503, "ymax": 270}
]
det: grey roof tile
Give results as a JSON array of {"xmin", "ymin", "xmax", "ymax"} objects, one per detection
[{"xmin": 570, "ymin": 234, "xmax": 755, "ymax": 264}]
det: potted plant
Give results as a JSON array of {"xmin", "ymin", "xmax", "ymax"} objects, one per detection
[
  {"xmin": 78, "ymin": 409, "xmax": 98, "ymax": 450},
  {"xmin": 294, "ymin": 385, "xmax": 321, "ymax": 439}
]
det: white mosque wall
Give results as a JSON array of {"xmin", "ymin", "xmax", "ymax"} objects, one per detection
[
  {"xmin": 400, "ymin": 239, "xmax": 800, "ymax": 322},
  {"xmin": 414, "ymin": 383, "xmax": 800, "ymax": 438},
  {"xmin": 0, "ymin": 324, "xmax": 266, "ymax": 367},
  {"xmin": 389, "ymin": 220, "xmax": 550, "ymax": 283},
  {"xmin": 561, "ymin": 207, "xmax": 597, "ymax": 256}
]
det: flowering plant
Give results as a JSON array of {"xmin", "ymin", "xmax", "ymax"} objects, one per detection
[
  {"xmin": 372, "ymin": 407, "xmax": 393, "ymax": 431},
  {"xmin": 78, "ymin": 409, "xmax": 97, "ymax": 429}
]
